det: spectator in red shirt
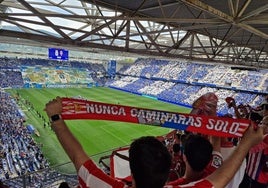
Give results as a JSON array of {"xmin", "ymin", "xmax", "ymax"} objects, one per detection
[
  {"xmin": 239, "ymin": 113, "xmax": 268, "ymax": 188},
  {"xmin": 45, "ymin": 97, "xmax": 266, "ymax": 188},
  {"xmin": 167, "ymin": 133, "xmax": 222, "ymax": 186}
]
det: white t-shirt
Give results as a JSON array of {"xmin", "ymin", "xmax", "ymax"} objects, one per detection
[{"xmin": 221, "ymin": 144, "xmax": 246, "ymax": 188}]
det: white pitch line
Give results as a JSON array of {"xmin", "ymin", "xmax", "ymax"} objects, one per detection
[{"xmin": 99, "ymin": 125, "xmax": 129, "ymax": 145}]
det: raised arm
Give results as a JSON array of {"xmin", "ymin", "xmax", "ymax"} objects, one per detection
[
  {"xmin": 228, "ymin": 99, "xmax": 242, "ymax": 119},
  {"xmin": 44, "ymin": 97, "xmax": 89, "ymax": 171},
  {"xmin": 209, "ymin": 135, "xmax": 221, "ymax": 153},
  {"xmin": 206, "ymin": 122, "xmax": 266, "ymax": 188}
]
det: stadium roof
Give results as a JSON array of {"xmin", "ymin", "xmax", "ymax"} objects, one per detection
[{"xmin": 0, "ymin": 0, "xmax": 268, "ymax": 67}]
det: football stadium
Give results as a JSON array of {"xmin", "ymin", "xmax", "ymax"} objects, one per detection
[{"xmin": 0, "ymin": 1, "xmax": 268, "ymax": 188}]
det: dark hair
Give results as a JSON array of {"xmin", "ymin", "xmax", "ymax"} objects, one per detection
[
  {"xmin": 175, "ymin": 133, "xmax": 181, "ymax": 140},
  {"xmin": 129, "ymin": 136, "xmax": 171, "ymax": 188},
  {"xmin": 173, "ymin": 143, "xmax": 181, "ymax": 153},
  {"xmin": 184, "ymin": 134, "xmax": 213, "ymax": 172},
  {"xmin": 58, "ymin": 182, "xmax": 70, "ymax": 188},
  {"xmin": 250, "ymin": 112, "xmax": 263, "ymax": 123}
]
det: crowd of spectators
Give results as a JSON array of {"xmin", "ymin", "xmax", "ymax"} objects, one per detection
[
  {"xmin": 0, "ymin": 57, "xmax": 266, "ymax": 112},
  {"xmin": 0, "ymin": 57, "xmax": 107, "ymax": 87},
  {"xmin": 116, "ymin": 58, "xmax": 267, "ymax": 92},
  {"xmin": 0, "ymin": 91, "xmax": 79, "ymax": 187},
  {"xmin": 0, "ymin": 92, "xmax": 49, "ymax": 182},
  {"xmin": 0, "ymin": 56, "xmax": 267, "ymax": 187},
  {"xmin": 109, "ymin": 58, "xmax": 268, "ymax": 115},
  {"xmin": 0, "ymin": 70, "xmax": 24, "ymax": 88}
]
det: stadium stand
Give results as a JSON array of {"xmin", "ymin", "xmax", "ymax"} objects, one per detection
[
  {"xmin": 0, "ymin": 91, "xmax": 78, "ymax": 187},
  {"xmin": 111, "ymin": 58, "xmax": 268, "ymax": 116},
  {"xmin": 0, "ymin": 92, "xmax": 44, "ymax": 179},
  {"xmin": 0, "ymin": 56, "xmax": 267, "ymax": 187}
]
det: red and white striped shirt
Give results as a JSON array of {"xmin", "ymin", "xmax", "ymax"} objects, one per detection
[
  {"xmin": 77, "ymin": 159, "xmax": 214, "ymax": 188},
  {"xmin": 246, "ymin": 135, "xmax": 268, "ymax": 184}
]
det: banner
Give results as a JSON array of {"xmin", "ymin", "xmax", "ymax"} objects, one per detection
[{"xmin": 61, "ymin": 98, "xmax": 251, "ymax": 137}]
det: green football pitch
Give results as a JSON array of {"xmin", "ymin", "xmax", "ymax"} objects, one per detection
[{"xmin": 7, "ymin": 87, "xmax": 191, "ymax": 173}]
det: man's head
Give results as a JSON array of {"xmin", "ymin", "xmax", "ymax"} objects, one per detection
[
  {"xmin": 129, "ymin": 136, "xmax": 171, "ymax": 188},
  {"xmin": 225, "ymin": 97, "xmax": 235, "ymax": 108},
  {"xmin": 183, "ymin": 134, "xmax": 213, "ymax": 172}
]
